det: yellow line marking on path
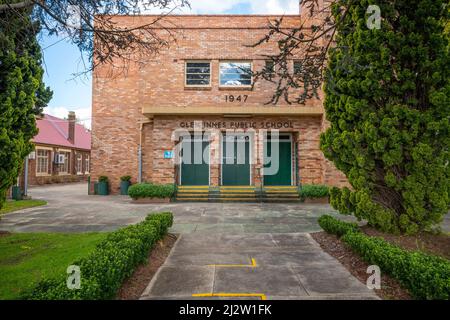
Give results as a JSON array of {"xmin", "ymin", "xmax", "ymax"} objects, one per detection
[
  {"xmin": 207, "ymin": 258, "xmax": 257, "ymax": 268},
  {"xmin": 192, "ymin": 293, "xmax": 267, "ymax": 300}
]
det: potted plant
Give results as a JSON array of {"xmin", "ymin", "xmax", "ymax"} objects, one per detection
[
  {"xmin": 120, "ymin": 176, "xmax": 132, "ymax": 195},
  {"xmin": 97, "ymin": 176, "xmax": 109, "ymax": 196}
]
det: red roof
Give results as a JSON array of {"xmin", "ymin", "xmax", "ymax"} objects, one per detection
[{"xmin": 33, "ymin": 114, "xmax": 91, "ymax": 150}]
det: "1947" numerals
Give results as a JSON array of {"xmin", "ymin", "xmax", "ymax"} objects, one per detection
[{"xmin": 225, "ymin": 95, "xmax": 248, "ymax": 103}]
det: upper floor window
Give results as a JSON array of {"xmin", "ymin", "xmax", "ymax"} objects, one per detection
[
  {"xmin": 293, "ymin": 61, "xmax": 303, "ymax": 75},
  {"xmin": 219, "ymin": 61, "xmax": 252, "ymax": 87},
  {"xmin": 185, "ymin": 61, "xmax": 211, "ymax": 86},
  {"xmin": 265, "ymin": 60, "xmax": 275, "ymax": 74}
]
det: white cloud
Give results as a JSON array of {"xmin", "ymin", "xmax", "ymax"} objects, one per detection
[{"xmin": 44, "ymin": 106, "xmax": 92, "ymax": 129}]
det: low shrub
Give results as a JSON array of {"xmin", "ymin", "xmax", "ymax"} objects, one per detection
[
  {"xmin": 318, "ymin": 215, "xmax": 450, "ymax": 299},
  {"xmin": 318, "ymin": 215, "xmax": 359, "ymax": 237},
  {"xmin": 128, "ymin": 183, "xmax": 175, "ymax": 199},
  {"xmin": 98, "ymin": 176, "xmax": 109, "ymax": 183},
  {"xmin": 299, "ymin": 184, "xmax": 329, "ymax": 199},
  {"xmin": 120, "ymin": 176, "xmax": 132, "ymax": 182},
  {"xmin": 23, "ymin": 212, "xmax": 173, "ymax": 300},
  {"xmin": 342, "ymin": 232, "xmax": 450, "ymax": 300}
]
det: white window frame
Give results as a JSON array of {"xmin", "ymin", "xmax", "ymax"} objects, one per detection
[
  {"xmin": 85, "ymin": 155, "xmax": 90, "ymax": 174},
  {"xmin": 219, "ymin": 61, "xmax": 253, "ymax": 88},
  {"xmin": 36, "ymin": 149, "xmax": 50, "ymax": 176},
  {"xmin": 185, "ymin": 61, "xmax": 211, "ymax": 87},
  {"xmin": 76, "ymin": 153, "xmax": 83, "ymax": 175},
  {"xmin": 58, "ymin": 150, "xmax": 71, "ymax": 175}
]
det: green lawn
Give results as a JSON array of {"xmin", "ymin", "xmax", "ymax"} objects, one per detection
[
  {"xmin": 0, "ymin": 200, "xmax": 47, "ymax": 216},
  {"xmin": 0, "ymin": 232, "xmax": 107, "ymax": 299}
]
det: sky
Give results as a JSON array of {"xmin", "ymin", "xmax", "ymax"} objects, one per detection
[{"xmin": 41, "ymin": 0, "xmax": 300, "ymax": 129}]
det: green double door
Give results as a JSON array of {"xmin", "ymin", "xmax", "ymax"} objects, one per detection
[
  {"xmin": 264, "ymin": 135, "xmax": 292, "ymax": 186},
  {"xmin": 180, "ymin": 138, "xmax": 209, "ymax": 185},
  {"xmin": 222, "ymin": 134, "xmax": 251, "ymax": 186}
]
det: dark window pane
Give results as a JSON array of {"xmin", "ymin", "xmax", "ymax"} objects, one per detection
[
  {"xmin": 294, "ymin": 61, "xmax": 302, "ymax": 74},
  {"xmin": 186, "ymin": 62, "xmax": 210, "ymax": 85}
]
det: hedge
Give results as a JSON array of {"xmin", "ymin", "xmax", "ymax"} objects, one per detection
[
  {"xmin": 128, "ymin": 183, "xmax": 175, "ymax": 199},
  {"xmin": 318, "ymin": 215, "xmax": 450, "ymax": 300},
  {"xmin": 23, "ymin": 212, "xmax": 173, "ymax": 300},
  {"xmin": 318, "ymin": 214, "xmax": 359, "ymax": 237},
  {"xmin": 299, "ymin": 184, "xmax": 329, "ymax": 200}
]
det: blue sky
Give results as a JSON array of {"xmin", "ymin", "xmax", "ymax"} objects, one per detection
[{"xmin": 41, "ymin": 0, "xmax": 299, "ymax": 128}]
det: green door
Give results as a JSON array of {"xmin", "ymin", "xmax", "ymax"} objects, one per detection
[
  {"xmin": 222, "ymin": 135, "xmax": 250, "ymax": 186},
  {"xmin": 264, "ymin": 136, "xmax": 292, "ymax": 186},
  {"xmin": 181, "ymin": 139, "xmax": 209, "ymax": 185}
]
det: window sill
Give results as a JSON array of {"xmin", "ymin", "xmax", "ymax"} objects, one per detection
[
  {"xmin": 184, "ymin": 86, "xmax": 212, "ymax": 91},
  {"xmin": 219, "ymin": 86, "xmax": 253, "ymax": 91},
  {"xmin": 36, "ymin": 173, "xmax": 51, "ymax": 177}
]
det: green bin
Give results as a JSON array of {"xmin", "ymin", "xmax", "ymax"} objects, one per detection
[
  {"xmin": 120, "ymin": 181, "xmax": 131, "ymax": 195},
  {"xmin": 12, "ymin": 186, "xmax": 22, "ymax": 200}
]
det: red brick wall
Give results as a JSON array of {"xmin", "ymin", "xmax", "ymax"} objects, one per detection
[{"xmin": 92, "ymin": 15, "xmax": 347, "ymax": 193}]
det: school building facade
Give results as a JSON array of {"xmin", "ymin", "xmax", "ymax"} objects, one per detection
[{"xmin": 91, "ymin": 11, "xmax": 347, "ymax": 194}]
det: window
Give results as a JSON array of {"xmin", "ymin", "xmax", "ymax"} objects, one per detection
[
  {"xmin": 219, "ymin": 61, "xmax": 252, "ymax": 87},
  {"xmin": 76, "ymin": 154, "xmax": 83, "ymax": 174},
  {"xmin": 265, "ymin": 60, "xmax": 275, "ymax": 74},
  {"xmin": 293, "ymin": 61, "xmax": 303, "ymax": 75},
  {"xmin": 59, "ymin": 151, "xmax": 70, "ymax": 174},
  {"xmin": 85, "ymin": 155, "xmax": 90, "ymax": 174},
  {"xmin": 185, "ymin": 62, "xmax": 211, "ymax": 86},
  {"xmin": 36, "ymin": 149, "xmax": 49, "ymax": 174}
]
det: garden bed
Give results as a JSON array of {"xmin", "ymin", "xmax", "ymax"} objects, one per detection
[
  {"xmin": 314, "ymin": 215, "xmax": 450, "ymax": 300},
  {"xmin": 117, "ymin": 233, "xmax": 177, "ymax": 300},
  {"xmin": 311, "ymin": 231, "xmax": 411, "ymax": 300}
]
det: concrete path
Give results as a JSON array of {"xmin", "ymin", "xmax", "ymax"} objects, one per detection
[{"xmin": 141, "ymin": 233, "xmax": 378, "ymax": 300}]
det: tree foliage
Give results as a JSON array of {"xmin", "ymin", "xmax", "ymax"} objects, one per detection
[
  {"xmin": 0, "ymin": 0, "xmax": 190, "ymax": 75},
  {"xmin": 320, "ymin": 0, "xmax": 449, "ymax": 234},
  {"xmin": 0, "ymin": 4, "xmax": 52, "ymax": 209}
]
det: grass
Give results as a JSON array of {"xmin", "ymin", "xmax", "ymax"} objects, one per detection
[
  {"xmin": 0, "ymin": 232, "xmax": 108, "ymax": 299},
  {"xmin": 0, "ymin": 200, "xmax": 47, "ymax": 216}
]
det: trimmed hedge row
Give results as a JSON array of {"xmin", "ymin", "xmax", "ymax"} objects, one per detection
[
  {"xmin": 128, "ymin": 183, "xmax": 175, "ymax": 199},
  {"xmin": 318, "ymin": 214, "xmax": 359, "ymax": 237},
  {"xmin": 23, "ymin": 212, "xmax": 173, "ymax": 300},
  {"xmin": 299, "ymin": 184, "xmax": 329, "ymax": 199},
  {"xmin": 318, "ymin": 215, "xmax": 450, "ymax": 300}
]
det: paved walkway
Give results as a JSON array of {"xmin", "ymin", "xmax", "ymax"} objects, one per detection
[{"xmin": 141, "ymin": 233, "xmax": 378, "ymax": 300}]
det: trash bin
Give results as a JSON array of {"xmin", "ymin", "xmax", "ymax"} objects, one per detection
[{"xmin": 12, "ymin": 186, "xmax": 22, "ymax": 200}]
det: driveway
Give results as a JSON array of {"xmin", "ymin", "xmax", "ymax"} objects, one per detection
[{"xmin": 0, "ymin": 183, "xmax": 352, "ymax": 234}]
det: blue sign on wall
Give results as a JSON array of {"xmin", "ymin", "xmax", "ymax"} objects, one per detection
[{"xmin": 164, "ymin": 150, "xmax": 174, "ymax": 159}]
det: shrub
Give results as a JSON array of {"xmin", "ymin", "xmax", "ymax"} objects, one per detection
[
  {"xmin": 120, "ymin": 176, "xmax": 131, "ymax": 182},
  {"xmin": 23, "ymin": 212, "xmax": 173, "ymax": 300},
  {"xmin": 98, "ymin": 176, "xmax": 109, "ymax": 183},
  {"xmin": 342, "ymin": 232, "xmax": 450, "ymax": 300},
  {"xmin": 318, "ymin": 215, "xmax": 359, "ymax": 237},
  {"xmin": 128, "ymin": 183, "xmax": 175, "ymax": 199},
  {"xmin": 299, "ymin": 184, "xmax": 329, "ymax": 200}
]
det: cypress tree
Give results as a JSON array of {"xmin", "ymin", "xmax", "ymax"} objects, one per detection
[{"xmin": 321, "ymin": 0, "xmax": 449, "ymax": 234}]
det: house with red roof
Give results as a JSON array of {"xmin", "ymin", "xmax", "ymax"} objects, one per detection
[{"xmin": 20, "ymin": 111, "xmax": 91, "ymax": 186}]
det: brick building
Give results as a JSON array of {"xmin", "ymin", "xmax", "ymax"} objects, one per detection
[
  {"xmin": 91, "ymin": 4, "xmax": 347, "ymax": 194},
  {"xmin": 20, "ymin": 112, "xmax": 91, "ymax": 186}
]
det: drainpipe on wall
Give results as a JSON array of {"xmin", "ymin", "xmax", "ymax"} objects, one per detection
[
  {"xmin": 23, "ymin": 155, "xmax": 29, "ymax": 197},
  {"xmin": 138, "ymin": 119, "xmax": 152, "ymax": 183}
]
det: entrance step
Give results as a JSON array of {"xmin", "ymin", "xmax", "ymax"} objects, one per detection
[{"xmin": 175, "ymin": 186, "xmax": 302, "ymax": 203}]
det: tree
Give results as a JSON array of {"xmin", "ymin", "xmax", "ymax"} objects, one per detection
[
  {"xmin": 0, "ymin": 5, "xmax": 52, "ymax": 209},
  {"xmin": 321, "ymin": 0, "xmax": 449, "ymax": 234}
]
